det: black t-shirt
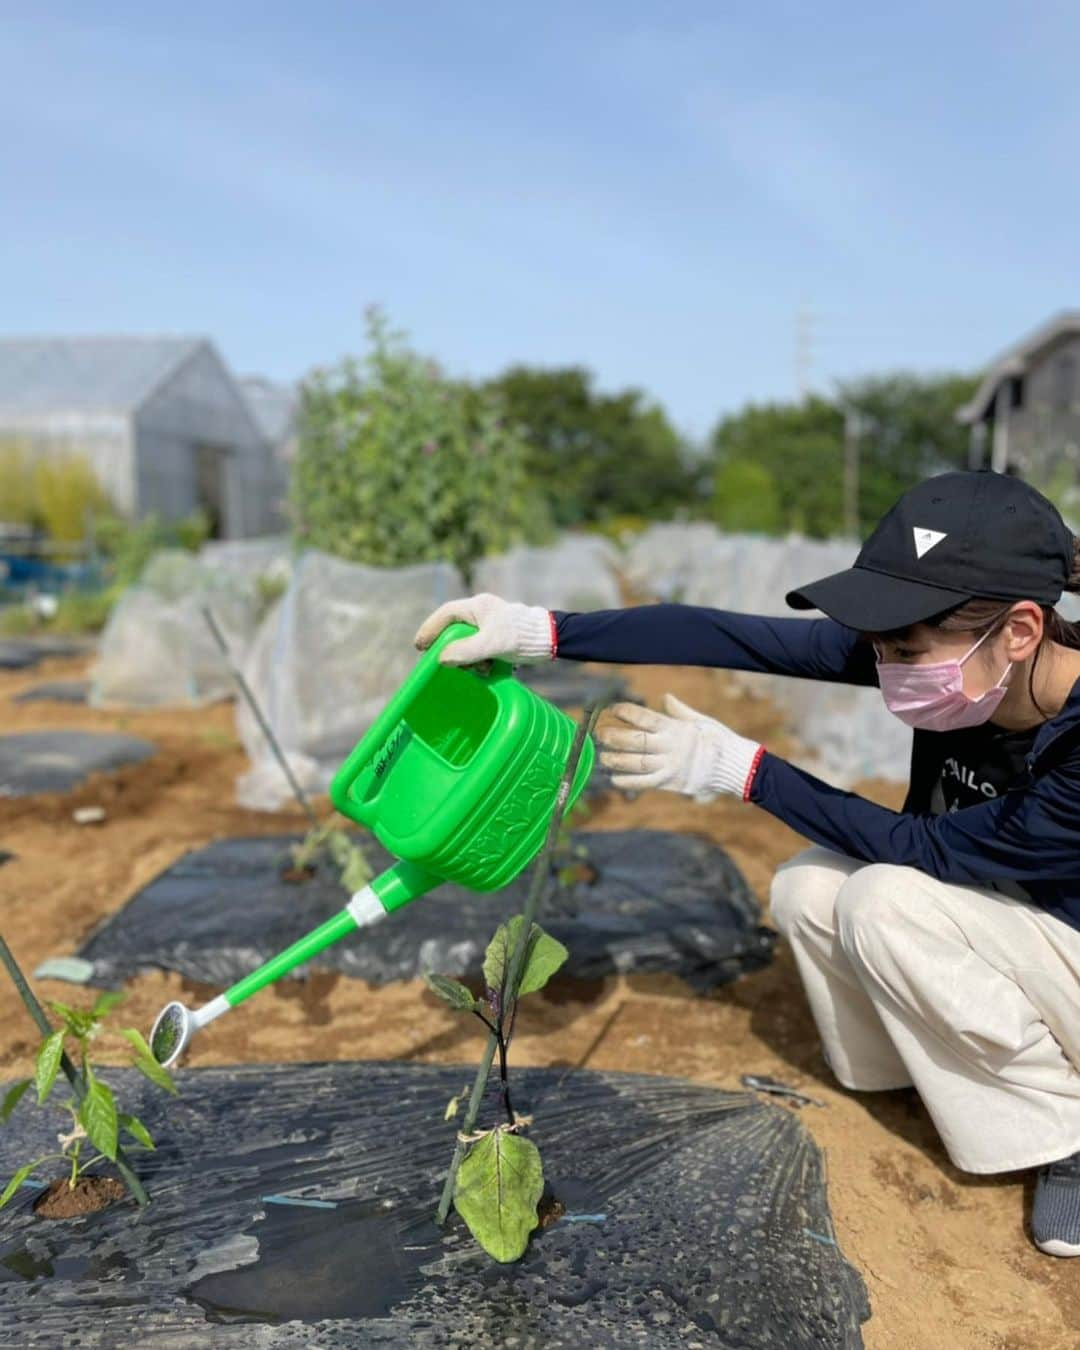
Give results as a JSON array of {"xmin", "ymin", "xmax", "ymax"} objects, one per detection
[
  {"xmin": 927, "ymin": 721, "xmax": 1040, "ymax": 816},
  {"xmin": 924, "ymin": 720, "xmax": 1042, "ymax": 902}
]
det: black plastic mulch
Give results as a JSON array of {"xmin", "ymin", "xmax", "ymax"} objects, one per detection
[
  {"xmin": 12, "ymin": 681, "xmax": 90, "ymax": 705},
  {"xmin": 0, "ymin": 638, "xmax": 91, "ymax": 670},
  {"xmin": 0, "ymin": 1061, "xmax": 870, "ymax": 1347},
  {"xmin": 72, "ymin": 829, "xmax": 775, "ymax": 993},
  {"xmin": 0, "ymin": 732, "xmax": 155, "ymax": 797}
]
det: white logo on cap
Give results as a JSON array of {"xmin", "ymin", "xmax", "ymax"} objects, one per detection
[{"xmin": 913, "ymin": 526, "xmax": 947, "ymax": 559}]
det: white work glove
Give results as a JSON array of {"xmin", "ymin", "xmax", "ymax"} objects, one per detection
[
  {"xmin": 598, "ymin": 694, "xmax": 765, "ymax": 802},
  {"xmin": 413, "ymin": 592, "xmax": 555, "ymax": 667}
]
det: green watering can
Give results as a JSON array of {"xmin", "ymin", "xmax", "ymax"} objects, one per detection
[{"xmin": 149, "ymin": 622, "xmax": 595, "ymax": 1065}]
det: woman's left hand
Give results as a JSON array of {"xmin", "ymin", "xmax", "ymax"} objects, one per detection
[{"xmin": 597, "ymin": 694, "xmax": 765, "ymax": 802}]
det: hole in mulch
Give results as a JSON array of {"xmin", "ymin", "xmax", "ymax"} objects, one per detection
[
  {"xmin": 536, "ymin": 1194, "xmax": 566, "ymax": 1230},
  {"xmin": 280, "ymin": 865, "xmax": 317, "ymax": 884},
  {"xmin": 33, "ymin": 1176, "xmax": 127, "ymax": 1220}
]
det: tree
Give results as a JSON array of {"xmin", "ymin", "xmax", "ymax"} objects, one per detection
[
  {"xmin": 483, "ymin": 367, "xmax": 700, "ymax": 527},
  {"xmin": 710, "ymin": 396, "xmax": 845, "ymax": 537},
  {"xmin": 709, "ymin": 373, "xmax": 980, "ymax": 538},
  {"xmin": 712, "ymin": 459, "xmax": 783, "ymax": 534},
  {"xmin": 291, "ymin": 310, "xmax": 551, "ymax": 582},
  {"xmin": 835, "ymin": 372, "xmax": 980, "ymax": 530}
]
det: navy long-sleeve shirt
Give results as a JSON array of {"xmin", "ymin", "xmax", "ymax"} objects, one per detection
[{"xmin": 551, "ymin": 603, "xmax": 1080, "ymax": 934}]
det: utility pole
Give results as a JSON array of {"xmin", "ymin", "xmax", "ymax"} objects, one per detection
[
  {"xmin": 843, "ymin": 408, "xmax": 861, "ymax": 539},
  {"xmin": 795, "ymin": 304, "xmax": 815, "ymax": 403}
]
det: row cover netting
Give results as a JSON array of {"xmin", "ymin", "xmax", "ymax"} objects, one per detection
[
  {"xmin": 90, "ymin": 551, "xmax": 265, "ymax": 709},
  {"xmin": 237, "ymin": 537, "xmax": 621, "ymax": 809},
  {"xmin": 235, "ymin": 552, "xmax": 464, "ymax": 808},
  {"xmin": 623, "ymin": 523, "xmax": 1080, "ymax": 785},
  {"xmin": 472, "ymin": 536, "xmax": 620, "ymax": 611},
  {"xmin": 625, "ymin": 526, "xmax": 911, "ymax": 784},
  {"xmin": 84, "ymin": 536, "xmax": 622, "ymax": 808}
]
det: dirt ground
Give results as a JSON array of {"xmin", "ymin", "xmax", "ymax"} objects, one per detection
[{"xmin": 0, "ymin": 651, "xmax": 1077, "ymax": 1349}]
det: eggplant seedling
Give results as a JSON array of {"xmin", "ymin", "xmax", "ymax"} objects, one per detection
[
  {"xmin": 426, "ymin": 689, "xmax": 615, "ymax": 1264},
  {"xmin": 425, "ymin": 916, "xmax": 568, "ymax": 1262}
]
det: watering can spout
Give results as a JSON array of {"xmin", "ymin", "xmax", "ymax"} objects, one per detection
[
  {"xmin": 149, "ymin": 859, "xmax": 442, "ymax": 1066},
  {"xmin": 347, "ymin": 859, "xmax": 441, "ymax": 928},
  {"xmin": 366, "ymin": 858, "xmax": 442, "ymax": 915},
  {"xmin": 148, "ymin": 620, "xmax": 594, "ymax": 1067}
]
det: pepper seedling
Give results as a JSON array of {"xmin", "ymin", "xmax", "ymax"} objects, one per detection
[{"xmin": 1, "ymin": 991, "xmax": 177, "ymax": 1210}]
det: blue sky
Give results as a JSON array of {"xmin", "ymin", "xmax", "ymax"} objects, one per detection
[{"xmin": 3, "ymin": 3, "xmax": 1078, "ymax": 436}]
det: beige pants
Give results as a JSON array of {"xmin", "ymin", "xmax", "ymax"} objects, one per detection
[{"xmin": 769, "ymin": 846, "xmax": 1080, "ymax": 1173}]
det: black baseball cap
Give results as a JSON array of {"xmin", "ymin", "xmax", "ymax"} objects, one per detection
[{"xmin": 785, "ymin": 469, "xmax": 1076, "ymax": 632}]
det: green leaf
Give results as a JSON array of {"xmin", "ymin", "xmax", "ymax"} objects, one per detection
[
  {"xmin": 78, "ymin": 1069, "xmax": 118, "ymax": 1162},
  {"xmin": 91, "ymin": 991, "xmax": 125, "ymax": 1019},
  {"xmin": 118, "ymin": 1026, "xmax": 154, "ymax": 1061},
  {"xmin": 338, "ymin": 844, "xmax": 373, "ymax": 894},
  {"xmin": 46, "ymin": 1000, "xmax": 96, "ymax": 1038},
  {"xmin": 120, "ymin": 1028, "xmax": 179, "ymax": 1095},
  {"xmin": 482, "ymin": 916, "xmax": 526, "ymax": 994},
  {"xmin": 517, "ymin": 929, "xmax": 568, "ymax": 996},
  {"xmin": 118, "ymin": 1112, "xmax": 154, "ymax": 1149},
  {"xmin": 35, "ymin": 1030, "xmax": 65, "ymax": 1105},
  {"xmin": 324, "ymin": 829, "xmax": 373, "ymax": 894},
  {"xmin": 453, "ymin": 1128, "xmax": 544, "ymax": 1263},
  {"xmin": 482, "ymin": 917, "xmax": 568, "ymax": 999},
  {"xmin": 1, "ymin": 1080, "xmax": 32, "ymax": 1123},
  {"xmin": 424, "ymin": 972, "xmax": 477, "ymax": 1012},
  {"xmin": 0, "ymin": 1162, "xmax": 39, "ymax": 1211}
]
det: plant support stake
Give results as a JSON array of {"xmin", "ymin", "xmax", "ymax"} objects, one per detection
[
  {"xmin": 202, "ymin": 603, "xmax": 319, "ymax": 828},
  {"xmin": 0, "ymin": 935, "xmax": 150, "ymax": 1208},
  {"xmin": 434, "ymin": 686, "xmax": 616, "ymax": 1225}
]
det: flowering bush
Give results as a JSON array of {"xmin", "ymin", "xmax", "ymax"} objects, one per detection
[{"xmin": 291, "ymin": 309, "xmax": 551, "ymax": 582}]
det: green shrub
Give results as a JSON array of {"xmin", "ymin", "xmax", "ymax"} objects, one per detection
[
  {"xmin": 712, "ymin": 459, "xmax": 784, "ymax": 534},
  {"xmin": 93, "ymin": 512, "xmax": 209, "ymax": 588},
  {"xmin": 0, "ymin": 443, "xmax": 35, "ymax": 525},
  {"xmin": 291, "ymin": 309, "xmax": 550, "ymax": 583},
  {"xmin": 0, "ymin": 606, "xmax": 37, "ymax": 637},
  {"xmin": 49, "ymin": 588, "xmax": 121, "ymax": 634},
  {"xmin": 33, "ymin": 456, "xmax": 112, "ymax": 543}
]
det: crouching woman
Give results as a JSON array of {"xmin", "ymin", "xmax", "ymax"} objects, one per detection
[{"xmin": 414, "ymin": 470, "xmax": 1080, "ymax": 1257}]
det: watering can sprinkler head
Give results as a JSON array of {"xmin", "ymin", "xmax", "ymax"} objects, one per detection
[
  {"xmin": 150, "ymin": 995, "xmax": 231, "ymax": 1067},
  {"xmin": 147, "ymin": 885, "xmax": 392, "ymax": 1065}
]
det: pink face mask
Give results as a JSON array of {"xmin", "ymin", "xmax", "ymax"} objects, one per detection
[{"xmin": 874, "ymin": 628, "xmax": 1013, "ymax": 732}]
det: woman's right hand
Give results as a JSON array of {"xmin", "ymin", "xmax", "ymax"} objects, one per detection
[{"xmin": 413, "ymin": 593, "xmax": 556, "ymax": 667}]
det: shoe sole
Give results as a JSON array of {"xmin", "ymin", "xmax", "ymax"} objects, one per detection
[{"xmin": 1035, "ymin": 1236, "xmax": 1080, "ymax": 1257}]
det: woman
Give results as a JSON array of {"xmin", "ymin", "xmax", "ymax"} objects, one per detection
[{"xmin": 414, "ymin": 468, "xmax": 1080, "ymax": 1258}]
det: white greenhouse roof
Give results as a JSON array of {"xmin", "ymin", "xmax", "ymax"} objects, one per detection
[
  {"xmin": 0, "ymin": 336, "xmax": 206, "ymax": 413},
  {"xmin": 239, "ymin": 375, "xmax": 298, "ymax": 446}
]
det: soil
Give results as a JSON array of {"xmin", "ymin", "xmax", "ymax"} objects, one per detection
[
  {"xmin": 33, "ymin": 1174, "xmax": 126, "ymax": 1219},
  {"xmin": 0, "ymin": 650, "xmax": 1077, "ymax": 1347}
]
